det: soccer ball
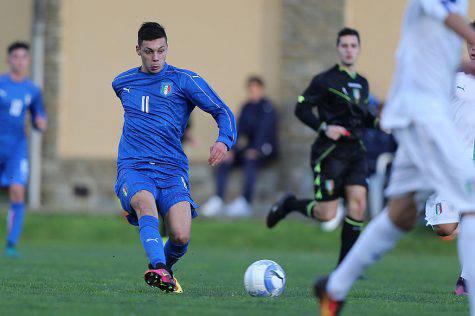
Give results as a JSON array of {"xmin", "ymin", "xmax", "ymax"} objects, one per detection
[{"xmin": 244, "ymin": 260, "xmax": 286, "ymax": 297}]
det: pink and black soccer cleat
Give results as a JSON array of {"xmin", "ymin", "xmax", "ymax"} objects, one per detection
[
  {"xmin": 144, "ymin": 266, "xmax": 176, "ymax": 293},
  {"xmin": 455, "ymin": 277, "xmax": 468, "ymax": 296}
]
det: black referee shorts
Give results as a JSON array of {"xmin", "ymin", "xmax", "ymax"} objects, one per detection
[{"xmin": 310, "ymin": 142, "xmax": 368, "ymax": 202}]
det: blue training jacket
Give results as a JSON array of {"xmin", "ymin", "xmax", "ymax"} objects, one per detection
[{"xmin": 112, "ymin": 63, "xmax": 237, "ymax": 178}]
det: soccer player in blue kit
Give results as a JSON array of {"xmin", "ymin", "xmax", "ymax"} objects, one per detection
[
  {"xmin": 112, "ymin": 22, "xmax": 237, "ymax": 293},
  {"xmin": 0, "ymin": 42, "xmax": 47, "ymax": 257}
]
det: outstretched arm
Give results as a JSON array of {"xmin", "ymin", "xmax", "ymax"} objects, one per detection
[
  {"xmin": 182, "ymin": 73, "xmax": 237, "ymax": 166},
  {"xmin": 445, "ymin": 13, "xmax": 475, "ymax": 45},
  {"xmin": 420, "ymin": 0, "xmax": 475, "ymax": 43}
]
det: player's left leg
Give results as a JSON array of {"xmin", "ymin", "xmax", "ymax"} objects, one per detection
[
  {"xmin": 162, "ymin": 201, "xmax": 192, "ymax": 294},
  {"xmin": 339, "ymin": 185, "xmax": 366, "ymax": 264},
  {"xmin": 164, "ymin": 201, "xmax": 191, "ymax": 272},
  {"xmin": 459, "ymin": 214, "xmax": 475, "ymax": 310},
  {"xmin": 156, "ymin": 176, "xmax": 198, "ymax": 293}
]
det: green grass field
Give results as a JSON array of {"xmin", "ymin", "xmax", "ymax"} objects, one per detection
[{"xmin": 0, "ymin": 213, "xmax": 468, "ymax": 315}]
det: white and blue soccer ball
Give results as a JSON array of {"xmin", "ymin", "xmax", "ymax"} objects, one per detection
[{"xmin": 244, "ymin": 260, "xmax": 286, "ymax": 297}]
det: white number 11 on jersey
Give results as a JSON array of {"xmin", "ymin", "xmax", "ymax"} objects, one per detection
[{"xmin": 141, "ymin": 95, "xmax": 149, "ymax": 113}]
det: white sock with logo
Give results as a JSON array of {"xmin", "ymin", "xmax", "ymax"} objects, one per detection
[
  {"xmin": 327, "ymin": 209, "xmax": 404, "ymax": 301},
  {"xmin": 458, "ymin": 215, "xmax": 475, "ymax": 314}
]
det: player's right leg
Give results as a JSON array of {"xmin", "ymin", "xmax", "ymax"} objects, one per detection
[
  {"xmin": 5, "ymin": 184, "xmax": 26, "ymax": 257},
  {"xmin": 316, "ymin": 126, "xmax": 427, "ymax": 314},
  {"xmin": 267, "ymin": 144, "xmax": 342, "ymax": 228},
  {"xmin": 2, "ymin": 146, "xmax": 29, "ymax": 258},
  {"xmin": 266, "ymin": 195, "xmax": 338, "ymax": 228},
  {"xmin": 316, "ymin": 194, "xmax": 416, "ymax": 315},
  {"xmin": 132, "ymin": 191, "xmax": 176, "ymax": 292},
  {"xmin": 115, "ymin": 169, "xmax": 175, "ymax": 292}
]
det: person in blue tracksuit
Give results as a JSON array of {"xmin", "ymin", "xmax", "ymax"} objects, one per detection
[
  {"xmin": 112, "ymin": 22, "xmax": 237, "ymax": 292},
  {"xmin": 0, "ymin": 42, "xmax": 47, "ymax": 257},
  {"xmin": 202, "ymin": 76, "xmax": 278, "ymax": 217}
]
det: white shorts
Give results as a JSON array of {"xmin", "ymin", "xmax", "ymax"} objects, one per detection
[
  {"xmin": 385, "ymin": 119, "xmax": 475, "ymax": 212},
  {"xmin": 425, "ymin": 193, "xmax": 460, "ymax": 226}
]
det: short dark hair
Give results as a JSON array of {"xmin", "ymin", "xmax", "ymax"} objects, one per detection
[
  {"xmin": 138, "ymin": 22, "xmax": 167, "ymax": 46},
  {"xmin": 247, "ymin": 76, "xmax": 265, "ymax": 87},
  {"xmin": 336, "ymin": 27, "xmax": 360, "ymax": 46},
  {"xmin": 471, "ymin": 20, "xmax": 475, "ymax": 28},
  {"xmin": 7, "ymin": 41, "xmax": 29, "ymax": 55}
]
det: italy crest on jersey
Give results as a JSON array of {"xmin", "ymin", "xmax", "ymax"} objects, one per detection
[
  {"xmin": 325, "ymin": 179, "xmax": 335, "ymax": 195},
  {"xmin": 122, "ymin": 184, "xmax": 128, "ymax": 197},
  {"xmin": 435, "ymin": 203, "xmax": 442, "ymax": 215},
  {"xmin": 352, "ymin": 88, "xmax": 360, "ymax": 101},
  {"xmin": 348, "ymin": 82, "xmax": 362, "ymax": 102},
  {"xmin": 161, "ymin": 83, "xmax": 172, "ymax": 96}
]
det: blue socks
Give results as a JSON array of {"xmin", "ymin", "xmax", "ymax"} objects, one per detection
[
  {"xmin": 165, "ymin": 239, "xmax": 189, "ymax": 270},
  {"xmin": 7, "ymin": 202, "xmax": 25, "ymax": 247},
  {"xmin": 138, "ymin": 215, "xmax": 166, "ymax": 268}
]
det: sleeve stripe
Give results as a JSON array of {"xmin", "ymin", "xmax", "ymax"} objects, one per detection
[
  {"xmin": 113, "ymin": 71, "xmax": 139, "ymax": 82},
  {"xmin": 172, "ymin": 70, "xmax": 236, "ymax": 142}
]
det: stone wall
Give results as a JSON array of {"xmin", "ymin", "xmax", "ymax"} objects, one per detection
[{"xmin": 279, "ymin": 0, "xmax": 345, "ymax": 197}]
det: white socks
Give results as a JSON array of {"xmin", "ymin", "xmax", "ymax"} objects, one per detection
[
  {"xmin": 327, "ymin": 210, "xmax": 404, "ymax": 301},
  {"xmin": 458, "ymin": 215, "xmax": 475, "ymax": 315}
]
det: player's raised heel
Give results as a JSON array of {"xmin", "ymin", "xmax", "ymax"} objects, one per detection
[
  {"xmin": 144, "ymin": 268, "xmax": 176, "ymax": 292},
  {"xmin": 314, "ymin": 276, "xmax": 344, "ymax": 316},
  {"xmin": 266, "ymin": 193, "xmax": 295, "ymax": 229}
]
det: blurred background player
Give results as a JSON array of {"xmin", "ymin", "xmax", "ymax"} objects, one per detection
[
  {"xmin": 316, "ymin": 1, "xmax": 475, "ymax": 315},
  {"xmin": 112, "ymin": 22, "xmax": 236, "ymax": 293},
  {"xmin": 424, "ymin": 21, "xmax": 475, "ymax": 296},
  {"xmin": 202, "ymin": 76, "xmax": 278, "ymax": 218},
  {"xmin": 267, "ymin": 28, "xmax": 379, "ymax": 265},
  {"xmin": 0, "ymin": 42, "xmax": 47, "ymax": 258}
]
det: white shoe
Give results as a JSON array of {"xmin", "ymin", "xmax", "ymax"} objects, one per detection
[
  {"xmin": 321, "ymin": 201, "xmax": 345, "ymax": 231},
  {"xmin": 226, "ymin": 196, "xmax": 252, "ymax": 218},
  {"xmin": 201, "ymin": 196, "xmax": 224, "ymax": 217}
]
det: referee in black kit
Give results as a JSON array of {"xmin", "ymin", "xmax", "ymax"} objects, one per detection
[{"xmin": 267, "ymin": 28, "xmax": 380, "ymax": 265}]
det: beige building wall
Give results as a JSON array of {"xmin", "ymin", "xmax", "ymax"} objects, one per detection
[
  {"xmin": 0, "ymin": 0, "xmax": 32, "ymax": 74},
  {"xmin": 58, "ymin": 0, "xmax": 281, "ymax": 161},
  {"xmin": 345, "ymin": 0, "xmax": 475, "ymax": 100}
]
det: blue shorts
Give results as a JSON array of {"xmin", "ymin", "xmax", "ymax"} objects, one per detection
[
  {"xmin": 115, "ymin": 168, "xmax": 198, "ymax": 225},
  {"xmin": 0, "ymin": 144, "xmax": 29, "ymax": 187}
]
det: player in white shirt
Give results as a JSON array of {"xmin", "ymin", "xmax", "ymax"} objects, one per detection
[
  {"xmin": 424, "ymin": 31, "xmax": 475, "ymax": 295},
  {"xmin": 314, "ymin": 1, "xmax": 475, "ymax": 315}
]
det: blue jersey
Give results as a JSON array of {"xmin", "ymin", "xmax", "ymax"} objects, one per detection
[
  {"xmin": 112, "ymin": 64, "xmax": 237, "ymax": 178},
  {"xmin": 0, "ymin": 74, "xmax": 45, "ymax": 160}
]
